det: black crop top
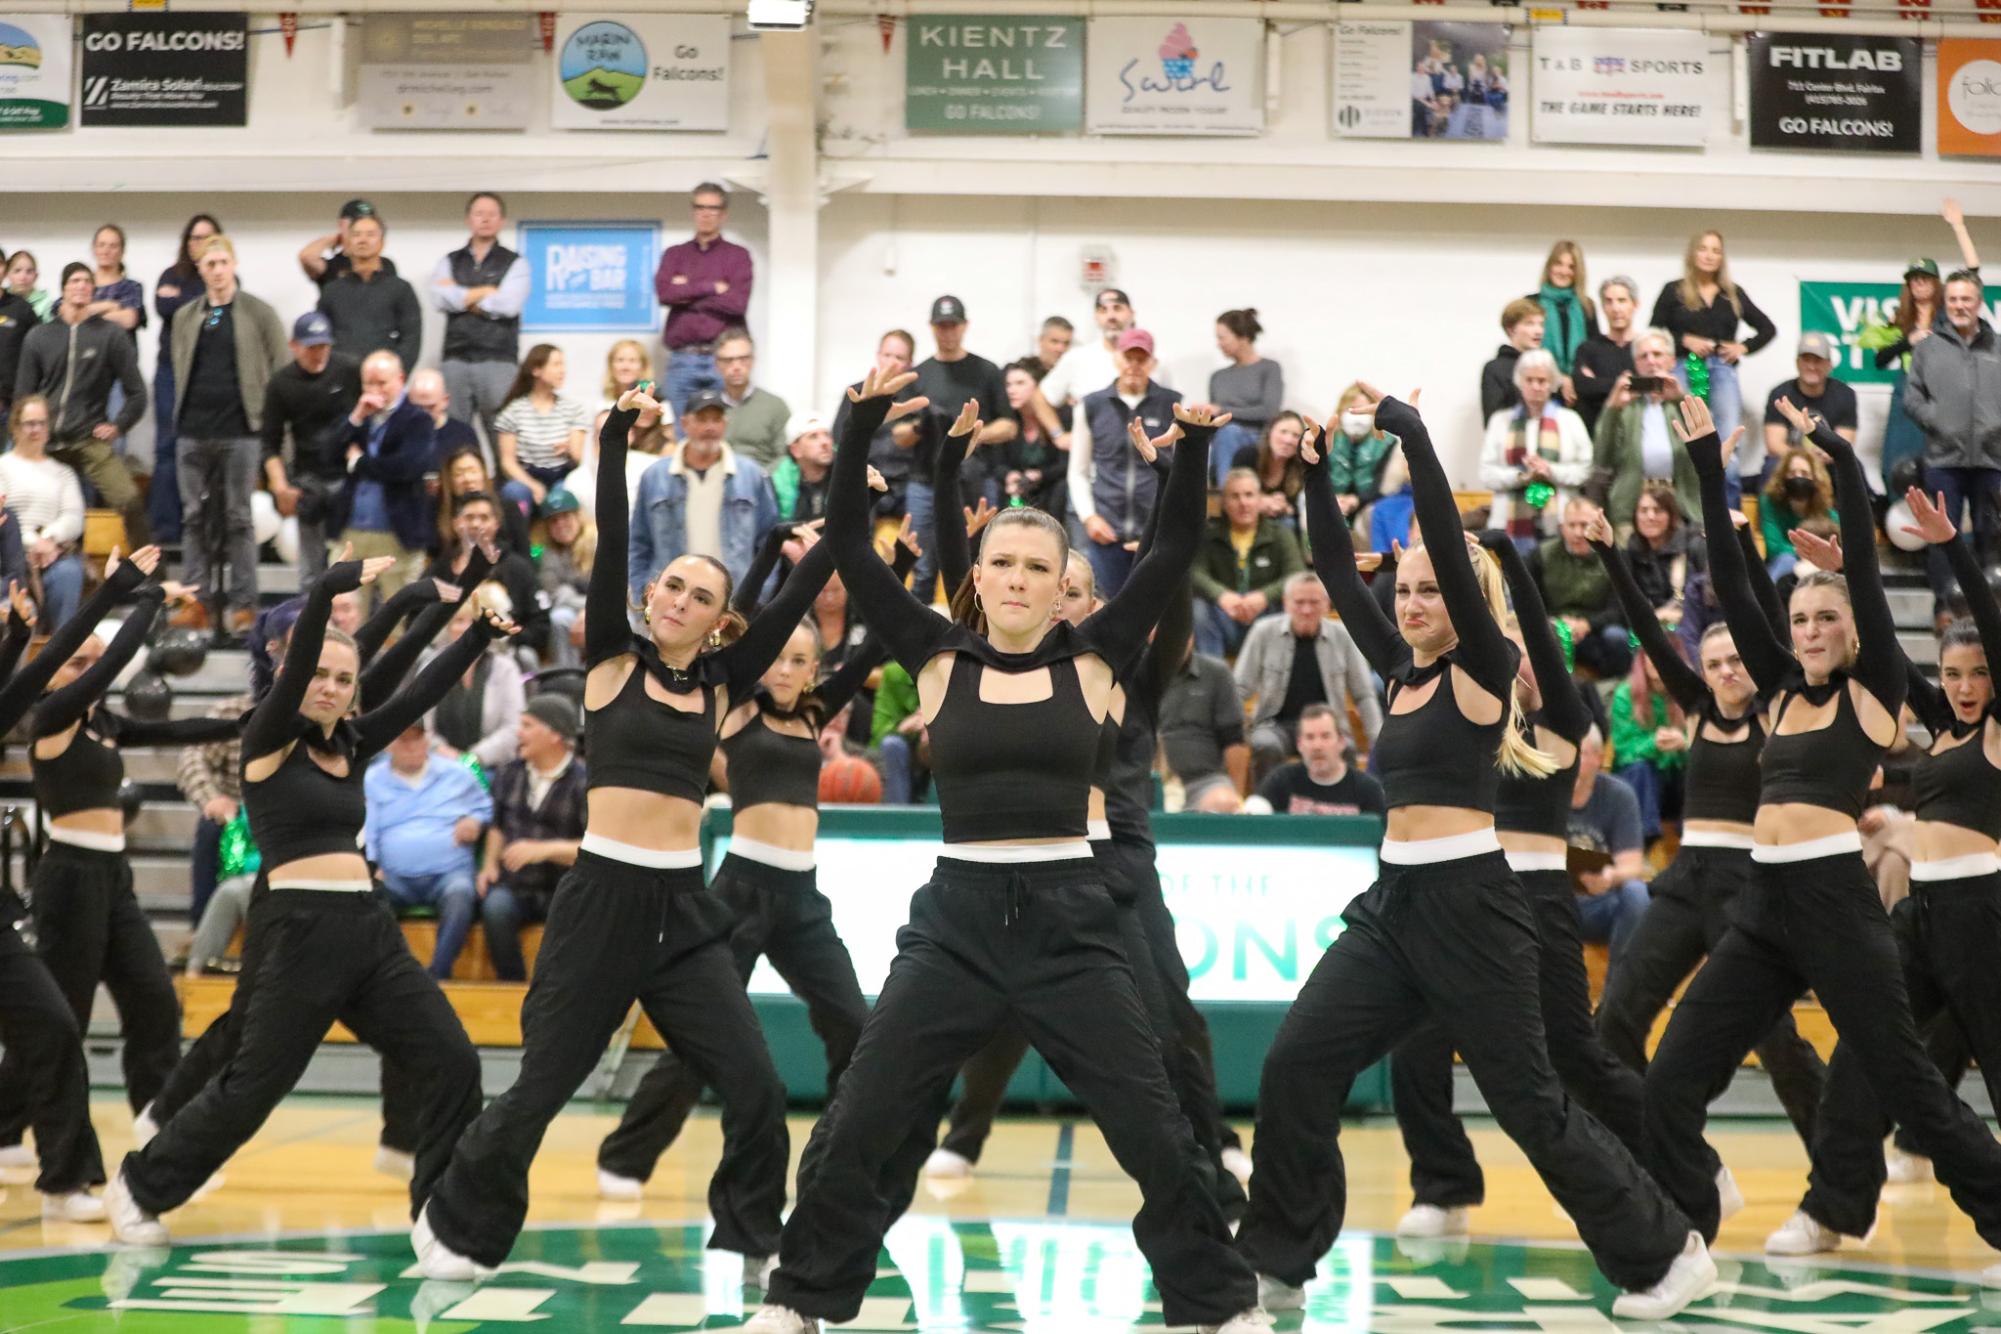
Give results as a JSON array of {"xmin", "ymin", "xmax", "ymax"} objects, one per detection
[
  {"xmin": 247, "ymin": 735, "xmax": 369, "ymax": 863},
  {"xmin": 722, "ymin": 712, "xmax": 822, "ymax": 812},
  {"xmin": 1900, "ymin": 531, "xmax": 2001, "ymax": 839},
  {"xmin": 589, "ymin": 664, "xmax": 717, "ymax": 805},
  {"xmin": 1302, "ymin": 401, "xmax": 1522, "ymax": 815},
  {"xmin": 1757, "ymin": 683, "xmax": 1882, "ymax": 821},
  {"xmin": 0, "ymin": 560, "xmax": 149, "ymax": 738},
  {"xmin": 1494, "ymin": 712, "xmax": 1579, "ymax": 839},
  {"xmin": 1481, "ymin": 532, "xmax": 1591, "ymax": 839},
  {"xmin": 927, "ymin": 653, "xmax": 1099, "ymax": 842}
]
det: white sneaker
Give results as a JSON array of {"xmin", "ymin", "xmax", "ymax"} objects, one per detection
[
  {"xmin": 1256, "ymin": 1273, "xmax": 1305, "ymax": 1311},
  {"xmin": 742, "ymin": 1305, "xmax": 820, "ymax": 1333},
  {"xmin": 1611, "ymin": 1231, "xmax": 1717, "ymax": 1321},
  {"xmin": 1716, "ymin": 1166, "xmax": 1745, "ymax": 1222},
  {"xmin": 596, "ymin": 1169, "xmax": 643, "ymax": 1201},
  {"xmin": 924, "ymin": 1147, "xmax": 973, "ymax": 1179},
  {"xmin": 0, "ymin": 1142, "xmax": 33, "ymax": 1172},
  {"xmin": 744, "ymin": 1253, "xmax": 777, "ymax": 1290},
  {"xmin": 103, "ymin": 1168, "xmax": 168, "ymax": 1246},
  {"xmin": 1201, "ymin": 1308, "xmax": 1276, "ymax": 1333},
  {"xmin": 1765, "ymin": 1209, "xmax": 1842, "ymax": 1256},
  {"xmin": 132, "ymin": 1104, "xmax": 160, "ymax": 1149},
  {"xmin": 1886, "ymin": 1147, "xmax": 1934, "ymax": 1184},
  {"xmin": 1395, "ymin": 1204, "xmax": 1469, "ymax": 1238},
  {"xmin": 1221, "ymin": 1146, "xmax": 1253, "ymax": 1184},
  {"xmin": 411, "ymin": 1204, "xmax": 484, "ymax": 1282},
  {"xmin": 42, "ymin": 1189, "xmax": 107, "ymax": 1223},
  {"xmin": 374, "ymin": 1146, "xmax": 416, "ymax": 1182}
]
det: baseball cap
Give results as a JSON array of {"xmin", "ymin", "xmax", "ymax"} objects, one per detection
[
  {"xmin": 1906, "ymin": 257, "xmax": 1941, "ymax": 280},
  {"xmin": 685, "ymin": 388, "xmax": 729, "ymax": 416},
  {"xmin": 1095, "ymin": 288, "xmax": 1132, "ymax": 310},
  {"xmin": 787, "ymin": 411, "xmax": 829, "ymax": 442},
  {"xmin": 1115, "ymin": 328, "xmax": 1155, "ymax": 357},
  {"xmin": 541, "ymin": 486, "xmax": 580, "ymax": 516},
  {"xmin": 522, "ymin": 692, "xmax": 580, "ymax": 743},
  {"xmin": 291, "ymin": 311, "xmax": 333, "ymax": 346},
  {"xmin": 340, "ymin": 199, "xmax": 378, "ymax": 222},
  {"xmin": 929, "ymin": 295, "xmax": 966, "ymax": 325},
  {"xmin": 1797, "ymin": 331, "xmax": 1835, "ymax": 362}
]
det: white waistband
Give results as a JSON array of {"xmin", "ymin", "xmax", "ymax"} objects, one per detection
[
  {"xmin": 580, "ymin": 831, "xmax": 704, "ymax": 869},
  {"xmin": 1681, "ymin": 829, "xmax": 1757, "ymax": 851},
  {"xmin": 269, "ymin": 878, "xmax": 374, "ymax": 893},
  {"xmin": 728, "ymin": 836, "xmax": 816, "ymax": 873},
  {"xmin": 943, "ymin": 841, "xmax": 1095, "ymax": 864},
  {"xmin": 47, "ymin": 825, "xmax": 124, "ymax": 853},
  {"xmin": 1505, "ymin": 850, "xmax": 1569, "ymax": 873},
  {"xmin": 1752, "ymin": 830, "xmax": 1864, "ymax": 864},
  {"xmin": 1087, "ymin": 818, "xmax": 1112, "ymax": 843},
  {"xmin": 1911, "ymin": 852, "xmax": 2001, "ymax": 882},
  {"xmin": 1380, "ymin": 828, "xmax": 1503, "ymax": 866}
]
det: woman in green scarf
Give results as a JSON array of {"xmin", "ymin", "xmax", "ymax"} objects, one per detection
[{"xmin": 1536, "ymin": 240, "xmax": 1599, "ymax": 398}]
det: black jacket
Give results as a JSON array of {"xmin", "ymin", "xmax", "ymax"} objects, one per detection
[
  {"xmin": 14, "ymin": 314, "xmax": 146, "ymax": 441},
  {"xmin": 328, "ymin": 397, "xmax": 437, "ymax": 552},
  {"xmin": 1480, "ymin": 344, "xmax": 1521, "ymax": 422},
  {"xmin": 0, "ymin": 292, "xmax": 38, "ymax": 410},
  {"xmin": 316, "ymin": 267, "xmax": 422, "ymax": 371}
]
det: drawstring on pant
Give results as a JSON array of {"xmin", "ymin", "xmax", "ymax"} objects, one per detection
[{"xmin": 1002, "ymin": 871, "xmax": 1028, "ymax": 927}]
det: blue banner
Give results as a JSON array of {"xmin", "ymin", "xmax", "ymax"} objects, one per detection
[{"xmin": 519, "ymin": 221, "xmax": 660, "ymax": 333}]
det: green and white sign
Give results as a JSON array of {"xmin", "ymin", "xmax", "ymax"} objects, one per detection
[
  {"xmin": 1802, "ymin": 279, "xmax": 2001, "ymax": 385},
  {"xmin": 551, "ymin": 13, "xmax": 730, "ymax": 132},
  {"xmin": 905, "ymin": 15, "xmax": 1083, "ymax": 134},
  {"xmin": 0, "ymin": 15, "xmax": 72, "ymax": 130}
]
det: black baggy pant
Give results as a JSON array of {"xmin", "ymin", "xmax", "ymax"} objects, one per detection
[
  {"xmin": 597, "ymin": 854, "xmax": 868, "ymax": 1183},
  {"xmin": 767, "ymin": 857, "xmax": 1255, "ymax": 1329},
  {"xmin": 1643, "ymin": 853, "xmax": 2001, "ymax": 1248},
  {"xmin": 1238, "ymin": 853, "xmax": 1688, "ymax": 1292},
  {"xmin": 121, "ymin": 889, "xmax": 482, "ymax": 1217},
  {"xmin": 0, "ymin": 844, "xmax": 180, "ymax": 1145},
  {"xmin": 0, "ymin": 920, "xmax": 104, "ymax": 1193},
  {"xmin": 425, "ymin": 854, "xmax": 789, "ymax": 1269},
  {"xmin": 1391, "ymin": 867, "xmax": 1657, "ymax": 1209},
  {"xmin": 1596, "ymin": 845, "xmax": 1826, "ymax": 1143},
  {"xmin": 1798, "ymin": 874, "xmax": 2001, "ymax": 1237}
]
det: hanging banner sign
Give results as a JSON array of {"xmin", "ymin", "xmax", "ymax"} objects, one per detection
[
  {"xmin": 904, "ymin": 14, "xmax": 1084, "ymax": 134},
  {"xmin": 1084, "ymin": 15, "xmax": 1263, "ymax": 136},
  {"xmin": 1938, "ymin": 38, "xmax": 2001, "ymax": 157},
  {"xmin": 550, "ymin": 13, "xmax": 729, "ymax": 131},
  {"xmin": 80, "ymin": 12, "xmax": 249, "ymax": 127},
  {"xmin": 358, "ymin": 12, "xmax": 534, "ymax": 130},
  {"xmin": 1333, "ymin": 19, "xmax": 1510, "ymax": 141},
  {"xmin": 1530, "ymin": 27, "xmax": 1713, "ymax": 146},
  {"xmin": 519, "ymin": 221, "xmax": 661, "ymax": 333},
  {"xmin": 1747, "ymin": 32, "xmax": 1920, "ymax": 153},
  {"xmin": 0, "ymin": 16, "xmax": 72, "ymax": 129}
]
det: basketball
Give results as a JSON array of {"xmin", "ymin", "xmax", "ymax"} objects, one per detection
[{"xmin": 818, "ymin": 754, "xmax": 883, "ymax": 805}]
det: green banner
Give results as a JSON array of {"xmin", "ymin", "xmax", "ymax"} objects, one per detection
[
  {"xmin": 1799, "ymin": 280, "xmax": 1905, "ymax": 387},
  {"xmin": 905, "ymin": 15, "xmax": 1084, "ymax": 133}
]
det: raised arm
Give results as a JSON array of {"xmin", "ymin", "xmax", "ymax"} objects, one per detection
[
  {"xmin": 1684, "ymin": 413, "xmax": 1793, "ymax": 692},
  {"xmin": 1804, "ymin": 413, "xmax": 1903, "ymax": 711},
  {"xmin": 1480, "ymin": 530, "xmax": 1591, "ymax": 741},
  {"xmin": 30, "ymin": 586, "xmax": 166, "ymax": 737},
  {"xmin": 0, "ymin": 558, "xmax": 151, "ymax": 734},
  {"xmin": 734, "ymin": 525, "xmax": 795, "ymax": 617},
  {"xmin": 240, "ymin": 561, "xmax": 362, "ymax": 760},
  {"xmin": 714, "ymin": 539, "xmax": 836, "ymax": 700},
  {"xmin": 827, "ymin": 380, "xmax": 950, "ymax": 674},
  {"xmin": 587, "ymin": 405, "xmax": 642, "ymax": 666},
  {"xmin": 102, "ymin": 710, "xmax": 242, "ymax": 747},
  {"xmin": 354, "ymin": 613, "xmax": 511, "ymax": 757},
  {"xmin": 933, "ymin": 405, "xmax": 977, "ymax": 594},
  {"xmin": 1076, "ymin": 414, "xmax": 1214, "ymax": 674},
  {"xmin": 1300, "ymin": 427, "xmax": 1406, "ymax": 677},
  {"xmin": 354, "ymin": 579, "xmax": 440, "ymax": 664},
  {"xmin": 0, "ymin": 598, "xmax": 33, "ymax": 687},
  {"xmin": 1590, "ymin": 526, "xmax": 1708, "ymax": 714}
]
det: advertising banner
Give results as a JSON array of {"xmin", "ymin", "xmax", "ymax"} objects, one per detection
[
  {"xmin": 358, "ymin": 13, "xmax": 534, "ymax": 131},
  {"xmin": 519, "ymin": 221, "xmax": 661, "ymax": 334},
  {"xmin": 0, "ymin": 16, "xmax": 71, "ymax": 130},
  {"xmin": 1747, "ymin": 33, "xmax": 1919, "ymax": 154},
  {"xmin": 905, "ymin": 14, "xmax": 1084, "ymax": 134},
  {"xmin": 1530, "ymin": 27, "xmax": 1712, "ymax": 147},
  {"xmin": 550, "ymin": 13, "xmax": 729, "ymax": 131},
  {"xmin": 1938, "ymin": 38, "xmax": 2001, "ymax": 158},
  {"xmin": 1333, "ymin": 19, "xmax": 1509, "ymax": 142},
  {"xmin": 80, "ymin": 12, "xmax": 248, "ymax": 127},
  {"xmin": 1084, "ymin": 15, "xmax": 1262, "ymax": 136}
]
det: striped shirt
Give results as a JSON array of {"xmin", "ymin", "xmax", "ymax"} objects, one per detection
[{"xmin": 495, "ymin": 394, "xmax": 589, "ymax": 471}]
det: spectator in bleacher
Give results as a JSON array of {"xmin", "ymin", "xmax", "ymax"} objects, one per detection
[
  {"xmin": 832, "ymin": 329, "xmax": 921, "ymax": 529},
  {"xmin": 1032, "ymin": 315, "xmax": 1073, "ymax": 376},
  {"xmin": 653, "ymin": 183, "xmax": 752, "ymax": 422},
  {"xmin": 15, "ymin": 261, "xmax": 149, "ymax": 546},
  {"xmin": 1609, "ymin": 649, "xmax": 1685, "ymax": 845},
  {"xmin": 4, "ymin": 250, "xmax": 50, "ymax": 321},
  {"xmin": 1573, "ymin": 275, "xmax": 1639, "ymax": 433},
  {"xmin": 1234, "ymin": 411, "xmax": 1307, "ymax": 528},
  {"xmin": 316, "ymin": 211, "xmax": 421, "ymax": 372},
  {"xmin": 424, "ymin": 493, "xmax": 546, "ymax": 657},
  {"xmin": 87, "ymin": 224, "xmax": 142, "ymax": 341},
  {"xmin": 1249, "ymin": 702, "xmax": 1386, "ymax": 817},
  {"xmin": 299, "ymin": 199, "xmax": 399, "ymax": 289},
  {"xmin": 1071, "ymin": 328, "xmax": 1179, "ymax": 596},
  {"xmin": 1566, "ymin": 728, "xmax": 1651, "ymax": 970},
  {"xmin": 1326, "ymin": 387, "xmax": 1401, "ymax": 541},
  {"xmin": 772, "ymin": 412, "xmax": 833, "ymax": 524},
  {"xmin": 536, "ymin": 489, "xmax": 593, "ymax": 669},
  {"xmin": 628, "ymin": 387, "xmax": 778, "ymax": 598},
  {"xmin": 1533, "ymin": 240, "xmax": 1597, "ymax": 402},
  {"xmin": 426, "ymin": 586, "xmax": 526, "ymax": 771},
  {"xmin": 177, "ymin": 679, "xmax": 254, "ymax": 952},
  {"xmin": 592, "ymin": 340, "xmax": 663, "ymax": 434},
  {"xmin": 1905, "ymin": 269, "xmax": 2001, "ymax": 618},
  {"xmin": 1651, "ymin": 229, "xmax": 1776, "ymax": 476},
  {"xmin": 1623, "ymin": 481, "xmax": 1702, "ymax": 623},
  {"xmin": 570, "ymin": 344, "xmax": 669, "ymax": 520},
  {"xmin": 1588, "ymin": 330, "xmax": 1697, "ymax": 537},
  {"xmin": 0, "ymin": 396, "xmax": 87, "ymax": 625},
  {"xmin": 331, "ymin": 349, "xmax": 435, "ymax": 602},
  {"xmin": 0, "ymin": 254, "xmax": 38, "ymax": 434},
  {"xmin": 870, "ymin": 658, "xmax": 928, "ymax": 803},
  {"xmin": 493, "ymin": 344, "xmax": 589, "ymax": 517},
  {"xmin": 1208, "ymin": 308, "xmax": 1284, "ymax": 479},
  {"xmin": 715, "ymin": 328, "xmax": 791, "ymax": 470},
  {"xmin": 150, "ymin": 213, "xmax": 223, "ymax": 542},
  {"xmin": 1032, "ymin": 288, "xmax": 1140, "ymax": 439},
  {"xmin": 436, "ymin": 442, "xmax": 528, "ymax": 557},
  {"xmin": 365, "ymin": 721, "xmax": 491, "ymax": 981},
  {"xmin": 432, "ymin": 191, "xmax": 529, "ymax": 448},
  {"xmin": 999, "ymin": 360, "xmax": 1066, "ymax": 517},
  {"xmin": 262, "ymin": 313, "xmax": 361, "ymax": 585},
  {"xmin": 169, "ymin": 236, "xmax": 288, "ymax": 636},
  {"xmin": 1235, "ymin": 571, "xmax": 1381, "ymax": 783},
  {"xmin": 1761, "ymin": 332, "xmax": 1857, "ymax": 487},
  {"xmin": 1759, "ymin": 449, "xmax": 1838, "ymax": 582},
  {"xmin": 1481, "ymin": 348, "xmax": 1592, "ymax": 548},
  {"xmin": 914, "ymin": 296, "xmax": 1013, "ymax": 597},
  {"xmin": 1479, "ymin": 296, "xmax": 1544, "ymax": 422},
  {"xmin": 1160, "ymin": 633, "xmax": 1249, "ymax": 810},
  {"xmin": 1527, "ymin": 496, "xmax": 1632, "ymax": 677},
  {"xmin": 479, "ymin": 695, "xmax": 586, "ymax": 982},
  {"xmin": 1192, "ymin": 468, "xmax": 1303, "ymax": 658}
]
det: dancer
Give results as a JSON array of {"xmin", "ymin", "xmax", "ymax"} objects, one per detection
[
  {"xmin": 417, "ymin": 386, "xmax": 809, "ymax": 1283},
  {"xmin": 1587, "ymin": 508, "xmax": 1828, "ymax": 1145},
  {"xmin": 593, "ymin": 520, "xmax": 917, "ymax": 1198},
  {"xmin": 1642, "ymin": 394, "xmax": 2001, "ymax": 1268},
  {"xmin": 104, "ymin": 552, "xmax": 508, "ymax": 1244},
  {"xmin": 1236, "ymin": 388, "xmax": 1709, "ymax": 1321},
  {"xmin": 745, "ymin": 371, "xmax": 1264, "ymax": 1334},
  {"xmin": 1755, "ymin": 486, "xmax": 2001, "ymax": 1259}
]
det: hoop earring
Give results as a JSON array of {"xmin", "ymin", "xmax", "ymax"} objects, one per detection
[{"xmin": 708, "ymin": 629, "xmax": 724, "ymax": 648}]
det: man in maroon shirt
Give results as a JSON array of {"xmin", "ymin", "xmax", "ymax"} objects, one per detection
[{"xmin": 653, "ymin": 182, "xmax": 753, "ymax": 429}]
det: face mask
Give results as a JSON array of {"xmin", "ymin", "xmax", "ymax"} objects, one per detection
[
  {"xmin": 1341, "ymin": 412, "xmax": 1373, "ymax": 439},
  {"xmin": 1784, "ymin": 475, "xmax": 1818, "ymax": 501}
]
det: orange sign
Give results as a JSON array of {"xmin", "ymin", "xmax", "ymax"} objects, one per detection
[{"xmin": 1939, "ymin": 39, "xmax": 2001, "ymax": 156}]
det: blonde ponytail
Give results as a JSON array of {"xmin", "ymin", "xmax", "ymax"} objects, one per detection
[{"xmin": 1464, "ymin": 541, "xmax": 1560, "ymax": 779}]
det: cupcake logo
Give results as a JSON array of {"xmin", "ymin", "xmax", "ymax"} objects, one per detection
[{"xmin": 1158, "ymin": 22, "xmax": 1198, "ymax": 80}]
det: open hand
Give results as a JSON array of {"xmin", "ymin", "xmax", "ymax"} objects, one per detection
[
  {"xmin": 1127, "ymin": 416, "xmax": 1183, "ymax": 464},
  {"xmin": 1583, "ymin": 509, "xmax": 1615, "ymax": 548},
  {"xmin": 1772, "ymin": 395, "xmax": 1820, "ymax": 443},
  {"xmin": 852, "ymin": 366, "xmax": 920, "ymax": 407},
  {"xmin": 896, "ymin": 512, "xmax": 924, "ymax": 557},
  {"xmin": 1298, "ymin": 415, "xmax": 1323, "ymax": 465},
  {"xmin": 1170, "ymin": 403, "xmax": 1231, "ymax": 430},
  {"xmin": 1903, "ymin": 487, "xmax": 1957, "ymax": 545},
  {"xmin": 357, "ymin": 556, "xmax": 398, "ymax": 586},
  {"xmin": 1789, "ymin": 527, "xmax": 1844, "ymax": 572},
  {"xmin": 963, "ymin": 496, "xmax": 995, "ymax": 536},
  {"xmin": 1672, "ymin": 395, "xmax": 1716, "ymax": 444},
  {"xmin": 616, "ymin": 385, "xmax": 663, "ymax": 415},
  {"xmin": 948, "ymin": 399, "xmax": 982, "ymax": 439}
]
